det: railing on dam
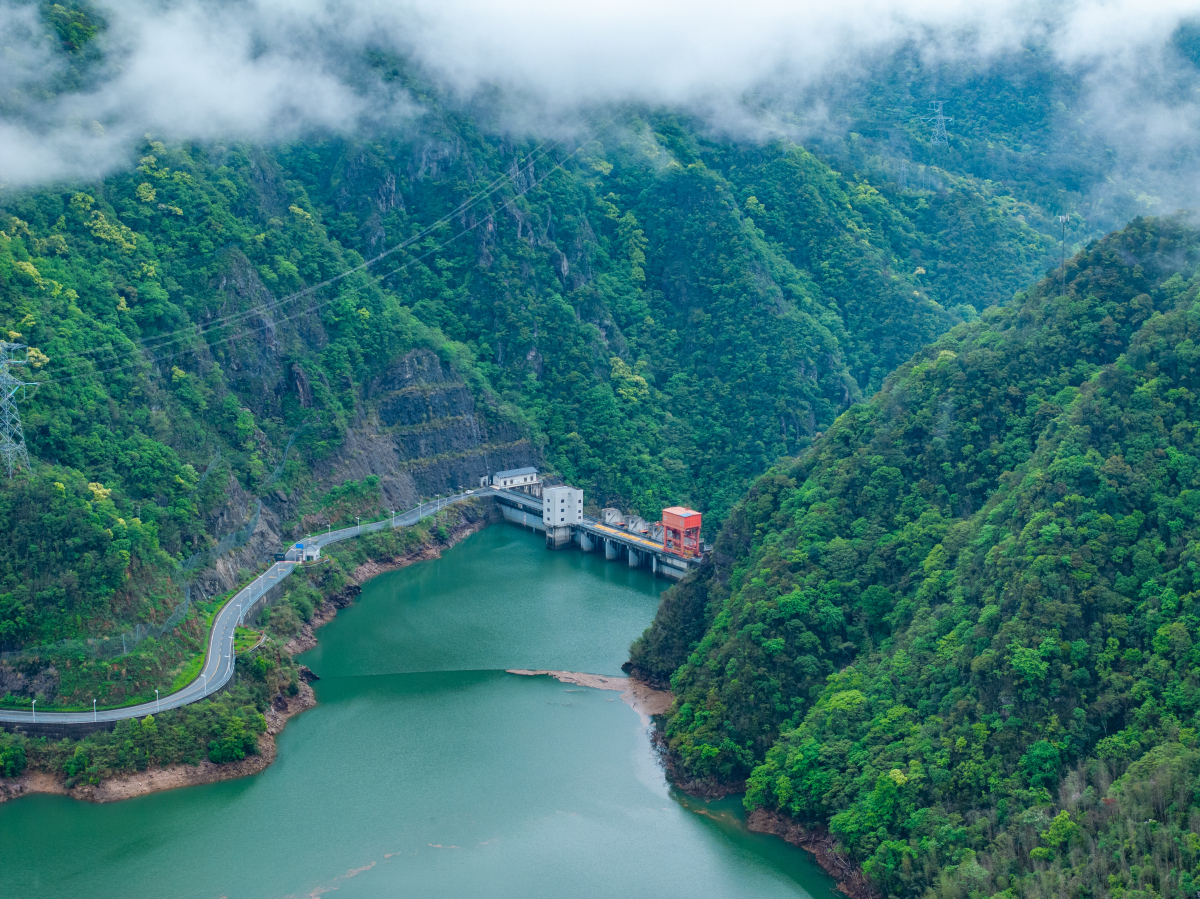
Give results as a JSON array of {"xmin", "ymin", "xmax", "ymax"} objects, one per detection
[{"xmin": 490, "ymin": 489, "xmax": 702, "ymax": 580}]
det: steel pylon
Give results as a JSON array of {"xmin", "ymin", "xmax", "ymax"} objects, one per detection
[
  {"xmin": 927, "ymin": 100, "xmax": 953, "ymax": 148},
  {"xmin": 0, "ymin": 342, "xmax": 32, "ymax": 478}
]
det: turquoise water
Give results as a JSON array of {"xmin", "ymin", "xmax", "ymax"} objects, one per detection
[{"xmin": 0, "ymin": 525, "xmax": 837, "ymax": 899}]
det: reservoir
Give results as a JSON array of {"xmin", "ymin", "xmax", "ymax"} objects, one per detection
[{"xmin": 0, "ymin": 525, "xmax": 838, "ymax": 899}]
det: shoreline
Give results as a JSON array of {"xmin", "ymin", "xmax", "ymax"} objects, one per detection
[
  {"xmin": 512, "ymin": 669, "xmax": 868, "ymax": 899},
  {"xmin": 649, "ymin": 726, "xmax": 746, "ymax": 800},
  {"xmin": 0, "ymin": 509, "xmax": 871, "ymax": 898},
  {"xmin": 0, "ymin": 508, "xmax": 490, "ymax": 805},
  {"xmin": 505, "ymin": 669, "xmax": 673, "ymax": 720},
  {"xmin": 284, "ymin": 512, "xmax": 490, "ymax": 656},
  {"xmin": 0, "ymin": 682, "xmax": 316, "ymax": 804},
  {"xmin": 745, "ymin": 809, "xmax": 880, "ymax": 899}
]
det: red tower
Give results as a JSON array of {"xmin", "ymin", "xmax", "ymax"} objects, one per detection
[{"xmin": 662, "ymin": 507, "xmax": 702, "ymax": 558}]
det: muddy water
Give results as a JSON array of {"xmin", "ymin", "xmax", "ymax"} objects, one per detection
[{"xmin": 0, "ymin": 525, "xmax": 838, "ymax": 899}]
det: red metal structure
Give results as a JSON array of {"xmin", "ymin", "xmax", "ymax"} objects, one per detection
[{"xmin": 662, "ymin": 506, "xmax": 702, "ymax": 558}]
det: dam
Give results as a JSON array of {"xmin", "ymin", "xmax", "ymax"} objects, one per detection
[{"xmin": 484, "ymin": 472, "xmax": 704, "ymax": 581}]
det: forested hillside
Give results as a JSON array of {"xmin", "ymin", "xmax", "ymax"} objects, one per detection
[
  {"xmin": 281, "ymin": 108, "xmax": 1054, "ymax": 516},
  {"xmin": 797, "ymin": 21, "xmax": 1200, "ymax": 240},
  {"xmin": 2, "ymin": 3, "xmax": 1199, "ymax": 893},
  {"xmin": 630, "ymin": 216, "xmax": 1200, "ymax": 898},
  {"xmin": 0, "ymin": 1, "xmax": 1065, "ymax": 708}
]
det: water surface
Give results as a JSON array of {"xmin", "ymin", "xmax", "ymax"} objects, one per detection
[{"xmin": 0, "ymin": 525, "xmax": 838, "ymax": 899}]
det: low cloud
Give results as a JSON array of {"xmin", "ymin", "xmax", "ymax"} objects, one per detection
[
  {"xmin": 1, "ymin": 0, "xmax": 1198, "ymax": 212},
  {"xmin": 0, "ymin": 0, "xmax": 375, "ymax": 184}
]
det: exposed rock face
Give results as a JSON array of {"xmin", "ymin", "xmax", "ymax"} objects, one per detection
[
  {"xmin": 190, "ymin": 472, "xmax": 287, "ymax": 603},
  {"xmin": 378, "ymin": 387, "xmax": 474, "ymax": 427},
  {"xmin": 175, "ymin": 255, "xmax": 534, "ymax": 606},
  {"xmin": 0, "ymin": 663, "xmax": 59, "ymax": 701},
  {"xmin": 318, "ymin": 349, "xmax": 537, "ymax": 509},
  {"xmin": 208, "ymin": 250, "xmax": 291, "ymax": 418},
  {"xmin": 205, "ymin": 247, "xmax": 328, "ymax": 424},
  {"xmin": 291, "ymin": 363, "xmax": 313, "ymax": 408}
]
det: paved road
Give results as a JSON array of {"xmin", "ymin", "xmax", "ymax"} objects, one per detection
[{"xmin": 0, "ymin": 490, "xmax": 487, "ymax": 726}]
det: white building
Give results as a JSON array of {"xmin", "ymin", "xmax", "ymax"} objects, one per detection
[
  {"xmin": 487, "ymin": 467, "xmax": 539, "ymax": 490},
  {"xmin": 543, "ymin": 485, "xmax": 584, "ymax": 528}
]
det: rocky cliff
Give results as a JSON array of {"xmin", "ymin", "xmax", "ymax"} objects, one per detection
[{"xmin": 317, "ymin": 348, "xmax": 537, "ymax": 509}]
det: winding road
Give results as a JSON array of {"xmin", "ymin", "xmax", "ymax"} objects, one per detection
[{"xmin": 0, "ymin": 490, "xmax": 485, "ymax": 727}]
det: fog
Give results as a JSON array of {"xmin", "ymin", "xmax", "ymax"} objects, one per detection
[{"xmin": 1, "ymin": 0, "xmax": 1198, "ymax": 213}]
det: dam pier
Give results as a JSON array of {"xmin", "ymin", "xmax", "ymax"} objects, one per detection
[{"xmin": 483, "ymin": 469, "xmax": 704, "ymax": 581}]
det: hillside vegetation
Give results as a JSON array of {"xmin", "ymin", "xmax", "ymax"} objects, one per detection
[
  {"xmin": 631, "ymin": 216, "xmax": 1200, "ymax": 898},
  {"xmin": 0, "ymin": 7, "xmax": 1059, "ymax": 712}
]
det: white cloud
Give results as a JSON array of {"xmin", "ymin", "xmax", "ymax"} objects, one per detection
[{"xmin": 0, "ymin": 0, "xmax": 1197, "ymax": 198}]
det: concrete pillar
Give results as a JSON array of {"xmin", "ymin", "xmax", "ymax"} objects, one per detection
[
  {"xmin": 605, "ymin": 539, "xmax": 619, "ymax": 561},
  {"xmin": 580, "ymin": 532, "xmax": 595, "ymax": 552},
  {"xmin": 652, "ymin": 555, "xmax": 658, "ymax": 575},
  {"xmin": 627, "ymin": 548, "xmax": 639, "ymax": 568}
]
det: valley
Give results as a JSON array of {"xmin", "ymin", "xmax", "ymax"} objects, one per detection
[{"xmin": 2, "ymin": 3, "xmax": 1200, "ymax": 897}]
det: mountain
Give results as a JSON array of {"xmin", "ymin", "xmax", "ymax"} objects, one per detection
[
  {"xmin": 0, "ymin": 87, "xmax": 1056, "ymax": 705},
  {"xmin": 2, "ymin": 4, "xmax": 1200, "ymax": 892},
  {"xmin": 630, "ymin": 215, "xmax": 1200, "ymax": 898}
]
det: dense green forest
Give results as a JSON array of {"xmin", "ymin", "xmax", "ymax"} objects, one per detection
[
  {"xmin": 5, "ymin": 4, "xmax": 1200, "ymax": 895},
  {"xmin": 0, "ymin": 0, "xmax": 1061, "ymax": 695},
  {"xmin": 279, "ymin": 111, "xmax": 1055, "ymax": 516},
  {"xmin": 630, "ymin": 216, "xmax": 1200, "ymax": 898},
  {"xmin": 792, "ymin": 21, "xmax": 1200, "ymax": 238}
]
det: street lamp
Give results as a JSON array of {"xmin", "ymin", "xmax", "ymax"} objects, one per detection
[
  {"xmin": 31, "ymin": 699, "xmax": 35, "ymax": 722},
  {"xmin": 93, "ymin": 698, "xmax": 97, "ymax": 722},
  {"xmin": 155, "ymin": 689, "xmax": 160, "ymax": 712},
  {"xmin": 202, "ymin": 673, "xmax": 208, "ymax": 696},
  {"xmin": 390, "ymin": 509, "xmax": 395, "ymax": 527},
  {"xmin": 356, "ymin": 516, "xmax": 361, "ymax": 533}
]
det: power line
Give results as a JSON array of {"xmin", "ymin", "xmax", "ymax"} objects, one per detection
[
  {"xmin": 0, "ymin": 343, "xmax": 32, "ymax": 478},
  {"xmin": 43, "ymin": 154, "xmax": 539, "ymax": 375},
  {"xmin": 41, "ymin": 112, "xmax": 596, "ymax": 378},
  {"xmin": 38, "ymin": 107, "xmax": 625, "ymax": 387},
  {"xmin": 926, "ymin": 100, "xmax": 953, "ymax": 148}
]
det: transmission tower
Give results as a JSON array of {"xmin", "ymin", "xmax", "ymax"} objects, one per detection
[
  {"xmin": 1058, "ymin": 214, "xmax": 1070, "ymax": 297},
  {"xmin": 898, "ymin": 160, "xmax": 908, "ymax": 190},
  {"xmin": 927, "ymin": 101, "xmax": 953, "ymax": 148},
  {"xmin": 0, "ymin": 342, "xmax": 33, "ymax": 478}
]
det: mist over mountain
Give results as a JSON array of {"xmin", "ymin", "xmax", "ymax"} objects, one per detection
[
  {"xmin": 4, "ymin": 4, "xmax": 1200, "ymax": 897},
  {"xmin": 2, "ymin": 0, "xmax": 1199, "ymax": 225}
]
